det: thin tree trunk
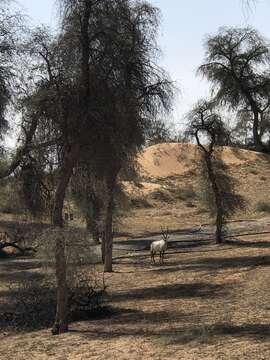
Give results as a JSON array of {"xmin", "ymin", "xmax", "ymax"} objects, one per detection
[
  {"xmin": 104, "ymin": 176, "xmax": 116, "ymax": 272},
  {"xmin": 253, "ymin": 109, "xmax": 263, "ymax": 151},
  {"xmin": 52, "ymin": 144, "xmax": 79, "ymax": 335},
  {"xmin": 85, "ymin": 194, "xmax": 100, "ymax": 245},
  {"xmin": 101, "ymin": 231, "xmax": 105, "ymax": 264},
  {"xmin": 53, "ymin": 231, "xmax": 68, "ymax": 334},
  {"xmin": 92, "ymin": 196, "xmax": 100, "ymax": 244},
  {"xmin": 204, "ymin": 154, "xmax": 224, "ymax": 244}
]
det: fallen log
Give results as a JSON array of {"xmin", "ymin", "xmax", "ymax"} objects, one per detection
[{"xmin": 0, "ymin": 241, "xmax": 36, "ymax": 254}]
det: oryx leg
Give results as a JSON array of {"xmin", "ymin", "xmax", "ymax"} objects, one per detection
[
  {"xmin": 161, "ymin": 250, "xmax": 165, "ymax": 264},
  {"xmin": 151, "ymin": 251, "xmax": 155, "ymax": 264}
]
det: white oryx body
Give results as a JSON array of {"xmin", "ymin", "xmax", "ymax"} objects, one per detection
[{"xmin": 150, "ymin": 227, "xmax": 169, "ymax": 264}]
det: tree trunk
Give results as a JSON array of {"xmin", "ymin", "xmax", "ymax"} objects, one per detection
[
  {"xmin": 104, "ymin": 176, "xmax": 116, "ymax": 273},
  {"xmin": 53, "ymin": 231, "xmax": 68, "ymax": 334},
  {"xmin": 85, "ymin": 194, "xmax": 100, "ymax": 245},
  {"xmin": 204, "ymin": 153, "xmax": 224, "ymax": 244},
  {"xmin": 215, "ymin": 204, "xmax": 223, "ymax": 244},
  {"xmin": 253, "ymin": 109, "xmax": 263, "ymax": 152},
  {"xmin": 51, "ymin": 144, "xmax": 79, "ymax": 335},
  {"xmin": 101, "ymin": 231, "xmax": 105, "ymax": 264}
]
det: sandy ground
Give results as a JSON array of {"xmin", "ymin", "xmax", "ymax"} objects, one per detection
[
  {"xmin": 1, "ymin": 144, "xmax": 270, "ymax": 359},
  {"xmin": 1, "ymin": 219, "xmax": 270, "ymax": 359}
]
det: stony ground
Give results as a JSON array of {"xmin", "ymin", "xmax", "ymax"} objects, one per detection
[{"xmin": 1, "ymin": 219, "xmax": 270, "ymax": 359}]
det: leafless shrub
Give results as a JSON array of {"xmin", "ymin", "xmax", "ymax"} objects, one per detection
[
  {"xmin": 69, "ymin": 268, "xmax": 106, "ymax": 320},
  {"xmin": 0, "ymin": 277, "xmax": 56, "ymax": 330},
  {"xmin": 150, "ymin": 189, "xmax": 173, "ymax": 203},
  {"xmin": 130, "ymin": 196, "xmax": 153, "ymax": 208},
  {"xmin": 0, "ymin": 266, "xmax": 106, "ymax": 331},
  {"xmin": 0, "ymin": 228, "xmax": 107, "ymax": 331},
  {"xmin": 169, "ymin": 186, "xmax": 196, "ymax": 201},
  {"xmin": 186, "ymin": 202, "xmax": 196, "ymax": 208}
]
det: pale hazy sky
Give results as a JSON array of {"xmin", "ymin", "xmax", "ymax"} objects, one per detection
[{"xmin": 20, "ymin": 0, "xmax": 270, "ymax": 128}]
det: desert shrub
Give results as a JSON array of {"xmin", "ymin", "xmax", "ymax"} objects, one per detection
[
  {"xmin": 186, "ymin": 202, "xmax": 196, "ymax": 208},
  {"xmin": 0, "ymin": 179, "xmax": 25, "ymax": 215},
  {"xmin": 249, "ymin": 168, "xmax": 258, "ymax": 175},
  {"xmin": 37, "ymin": 228, "xmax": 102, "ymax": 265},
  {"xmin": 130, "ymin": 197, "xmax": 152, "ymax": 208},
  {"xmin": 0, "ymin": 268, "xmax": 106, "ymax": 331},
  {"xmin": 0, "ymin": 277, "xmax": 56, "ymax": 330},
  {"xmin": 69, "ymin": 268, "xmax": 106, "ymax": 320},
  {"xmin": 150, "ymin": 189, "xmax": 173, "ymax": 202},
  {"xmin": 0, "ymin": 228, "xmax": 107, "ymax": 331},
  {"xmin": 256, "ymin": 202, "xmax": 270, "ymax": 213},
  {"xmin": 170, "ymin": 186, "xmax": 196, "ymax": 201}
]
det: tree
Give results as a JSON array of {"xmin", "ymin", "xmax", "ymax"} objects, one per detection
[
  {"xmin": 19, "ymin": 0, "xmax": 173, "ymax": 333},
  {"xmin": 24, "ymin": 27, "xmax": 82, "ymax": 335},
  {"xmin": 58, "ymin": 0, "xmax": 173, "ymax": 273},
  {"xmin": 0, "ymin": 1, "xmax": 25, "ymax": 152},
  {"xmin": 199, "ymin": 27, "xmax": 270, "ymax": 152},
  {"xmin": 186, "ymin": 100, "xmax": 243, "ymax": 244},
  {"xmin": 71, "ymin": 165, "xmax": 103, "ymax": 245}
]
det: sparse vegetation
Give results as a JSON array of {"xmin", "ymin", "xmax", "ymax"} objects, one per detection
[
  {"xmin": 256, "ymin": 201, "xmax": 270, "ymax": 213},
  {"xmin": 150, "ymin": 189, "xmax": 173, "ymax": 203},
  {"xmin": 169, "ymin": 186, "xmax": 196, "ymax": 201},
  {"xmin": 130, "ymin": 197, "xmax": 153, "ymax": 209},
  {"xmin": 0, "ymin": 266, "xmax": 106, "ymax": 331},
  {"xmin": 185, "ymin": 100, "xmax": 244, "ymax": 243},
  {"xmin": 250, "ymin": 168, "xmax": 259, "ymax": 175}
]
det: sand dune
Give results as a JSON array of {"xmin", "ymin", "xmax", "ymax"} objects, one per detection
[
  {"xmin": 121, "ymin": 143, "xmax": 270, "ymax": 235},
  {"xmin": 137, "ymin": 143, "xmax": 268, "ymax": 178}
]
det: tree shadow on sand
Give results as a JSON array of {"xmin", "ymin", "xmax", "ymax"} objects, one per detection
[
  {"xmin": 150, "ymin": 253, "xmax": 270, "ymax": 275},
  {"xmin": 180, "ymin": 254, "xmax": 270, "ymax": 272},
  {"xmin": 110, "ymin": 282, "xmax": 229, "ymax": 302},
  {"xmin": 165, "ymin": 322, "xmax": 270, "ymax": 345},
  {"xmin": 226, "ymin": 239, "xmax": 270, "ymax": 249},
  {"xmin": 71, "ymin": 314, "xmax": 270, "ymax": 345}
]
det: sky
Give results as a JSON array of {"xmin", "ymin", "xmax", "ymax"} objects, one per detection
[{"xmin": 19, "ymin": 0, "xmax": 270, "ymax": 128}]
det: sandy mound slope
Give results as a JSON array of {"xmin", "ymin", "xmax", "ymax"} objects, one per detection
[
  {"xmin": 121, "ymin": 143, "xmax": 270, "ymax": 235},
  {"xmin": 137, "ymin": 143, "xmax": 268, "ymax": 178}
]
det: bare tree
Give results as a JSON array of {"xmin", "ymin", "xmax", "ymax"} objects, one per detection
[
  {"xmin": 16, "ymin": 0, "xmax": 173, "ymax": 333},
  {"xmin": 186, "ymin": 100, "xmax": 244, "ymax": 244},
  {"xmin": 145, "ymin": 119, "xmax": 177, "ymax": 145},
  {"xmin": 58, "ymin": 0, "xmax": 173, "ymax": 273},
  {"xmin": 0, "ymin": 1, "xmax": 26, "ymax": 153}
]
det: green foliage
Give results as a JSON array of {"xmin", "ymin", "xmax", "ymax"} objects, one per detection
[
  {"xmin": 199, "ymin": 27, "xmax": 270, "ymax": 109},
  {"xmin": 199, "ymin": 27, "xmax": 270, "ymax": 150}
]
